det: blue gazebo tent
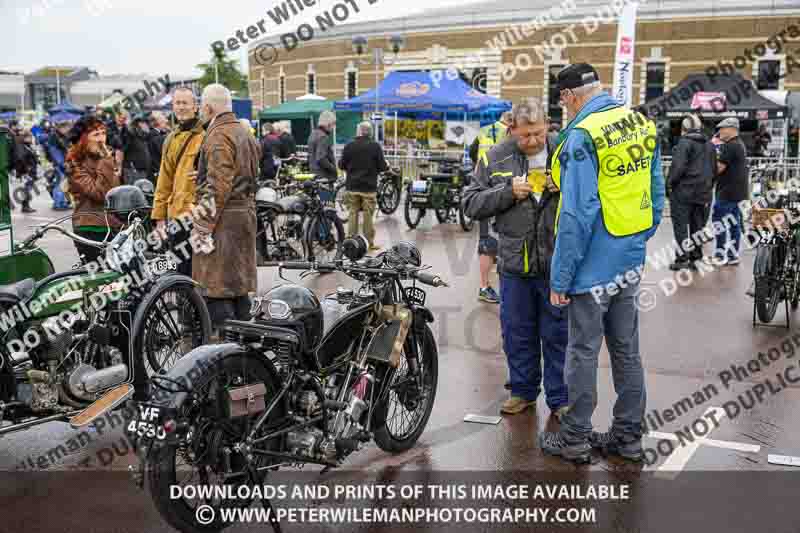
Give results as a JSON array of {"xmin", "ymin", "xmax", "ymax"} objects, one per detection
[
  {"xmin": 333, "ymin": 70, "xmax": 511, "ymax": 125},
  {"xmin": 48, "ymin": 101, "xmax": 84, "ymax": 115},
  {"xmin": 50, "ymin": 111, "xmax": 81, "ymax": 123}
]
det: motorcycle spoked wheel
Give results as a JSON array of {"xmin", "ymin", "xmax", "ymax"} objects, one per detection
[
  {"xmin": 404, "ymin": 191, "xmax": 426, "ymax": 229},
  {"xmin": 459, "ymin": 202, "xmax": 474, "ymax": 232},
  {"xmin": 434, "ymin": 207, "xmax": 453, "ymax": 224},
  {"xmin": 372, "ymin": 324, "xmax": 438, "ymax": 453},
  {"xmin": 305, "ymin": 211, "xmax": 344, "ymax": 264},
  {"xmin": 139, "ymin": 284, "xmax": 212, "ymax": 377},
  {"xmin": 257, "ymin": 211, "xmax": 303, "ymax": 264},
  {"xmin": 148, "ymin": 355, "xmax": 284, "ymax": 533},
  {"xmin": 377, "ymin": 179, "xmax": 401, "ymax": 215},
  {"xmin": 334, "ymin": 182, "xmax": 349, "ymax": 223}
]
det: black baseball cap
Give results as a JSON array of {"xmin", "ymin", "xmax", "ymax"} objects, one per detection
[{"xmin": 557, "ymin": 64, "xmax": 600, "ymax": 91}]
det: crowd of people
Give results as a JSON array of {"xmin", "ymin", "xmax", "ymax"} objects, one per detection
[
  {"xmin": 1, "ymin": 63, "xmax": 756, "ymax": 465},
  {"xmin": 2, "ymin": 107, "xmax": 175, "ymax": 214}
]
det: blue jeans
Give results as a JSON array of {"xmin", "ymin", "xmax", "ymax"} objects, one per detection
[
  {"xmin": 560, "ymin": 282, "xmax": 645, "ymax": 443},
  {"xmin": 52, "ymin": 168, "xmax": 70, "ymax": 208},
  {"xmin": 712, "ymin": 200, "xmax": 742, "ymax": 260},
  {"xmin": 499, "ymin": 274, "xmax": 568, "ymax": 409}
]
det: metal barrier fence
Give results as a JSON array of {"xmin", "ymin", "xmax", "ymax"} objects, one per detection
[{"xmin": 305, "ymin": 145, "xmax": 800, "ymax": 190}]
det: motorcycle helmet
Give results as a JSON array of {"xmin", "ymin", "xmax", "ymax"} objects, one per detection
[
  {"xmin": 258, "ymin": 284, "xmax": 324, "ymax": 352},
  {"xmin": 389, "ymin": 241, "xmax": 422, "ymax": 267},
  {"xmin": 132, "ymin": 179, "xmax": 155, "ymax": 206},
  {"xmin": 105, "ymin": 185, "xmax": 149, "ymax": 222}
]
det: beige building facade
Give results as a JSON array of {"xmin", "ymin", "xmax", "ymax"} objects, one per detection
[{"xmin": 248, "ymin": 0, "xmax": 799, "ymax": 121}]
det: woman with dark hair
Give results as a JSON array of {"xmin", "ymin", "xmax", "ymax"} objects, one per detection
[{"xmin": 66, "ymin": 116, "xmax": 121, "ymax": 263}]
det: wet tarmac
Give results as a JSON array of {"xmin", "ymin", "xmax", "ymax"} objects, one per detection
[{"xmin": 2, "ymin": 189, "xmax": 799, "ymax": 532}]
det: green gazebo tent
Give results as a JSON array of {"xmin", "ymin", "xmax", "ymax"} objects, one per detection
[{"xmin": 258, "ymin": 96, "xmax": 360, "ymax": 146}]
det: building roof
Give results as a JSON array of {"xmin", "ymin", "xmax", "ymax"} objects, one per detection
[{"xmin": 249, "ymin": 0, "xmax": 799, "ymax": 50}]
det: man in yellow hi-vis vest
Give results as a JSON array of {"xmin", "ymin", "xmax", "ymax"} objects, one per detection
[
  {"xmin": 469, "ymin": 111, "xmax": 512, "ymax": 166},
  {"xmin": 538, "ymin": 64, "xmax": 664, "ymax": 464}
]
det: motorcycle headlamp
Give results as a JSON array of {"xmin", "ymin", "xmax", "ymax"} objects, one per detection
[
  {"xmin": 267, "ymin": 300, "xmax": 291, "ymax": 320},
  {"xmin": 106, "ymin": 232, "xmax": 138, "ymax": 273}
]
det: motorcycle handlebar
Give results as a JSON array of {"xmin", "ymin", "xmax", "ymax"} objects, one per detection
[{"xmin": 263, "ymin": 260, "xmax": 448, "ymax": 287}]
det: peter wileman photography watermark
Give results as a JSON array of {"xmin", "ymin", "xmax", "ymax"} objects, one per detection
[
  {"xmin": 223, "ymin": 0, "xmax": 384, "ymax": 67},
  {"xmin": 430, "ymin": 0, "xmax": 646, "ymax": 88},
  {"xmin": 0, "ymin": 197, "xmax": 216, "ymax": 359},
  {"xmin": 642, "ymin": 332, "xmax": 800, "ymax": 466}
]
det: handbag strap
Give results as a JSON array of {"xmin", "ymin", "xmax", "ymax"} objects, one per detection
[{"xmin": 173, "ymin": 131, "xmax": 200, "ymax": 169}]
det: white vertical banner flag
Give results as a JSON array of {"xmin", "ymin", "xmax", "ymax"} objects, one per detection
[{"xmin": 612, "ymin": 2, "xmax": 639, "ymax": 107}]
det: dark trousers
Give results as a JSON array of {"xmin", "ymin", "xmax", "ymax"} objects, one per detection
[
  {"xmin": 671, "ymin": 198, "xmax": 710, "ymax": 261},
  {"xmin": 167, "ymin": 222, "xmax": 193, "ymax": 277},
  {"xmin": 74, "ymin": 229, "xmax": 113, "ymax": 265},
  {"xmin": 20, "ymin": 173, "xmax": 35, "ymax": 208},
  {"xmin": 207, "ymin": 296, "xmax": 252, "ymax": 331},
  {"xmin": 499, "ymin": 274, "xmax": 568, "ymax": 409},
  {"xmin": 713, "ymin": 200, "xmax": 743, "ymax": 261}
]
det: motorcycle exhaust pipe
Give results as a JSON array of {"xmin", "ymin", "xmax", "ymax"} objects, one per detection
[{"xmin": 81, "ymin": 364, "xmax": 128, "ymax": 394}]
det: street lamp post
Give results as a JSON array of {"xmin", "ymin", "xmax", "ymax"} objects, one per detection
[
  {"xmin": 352, "ymin": 34, "xmax": 405, "ymax": 142},
  {"xmin": 55, "ymin": 68, "xmax": 62, "ymax": 105}
]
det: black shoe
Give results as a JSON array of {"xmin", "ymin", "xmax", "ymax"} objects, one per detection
[
  {"xmin": 21, "ymin": 206, "xmax": 36, "ymax": 213},
  {"xmin": 538, "ymin": 431, "xmax": 591, "ymax": 463},
  {"xmin": 589, "ymin": 430, "xmax": 643, "ymax": 462}
]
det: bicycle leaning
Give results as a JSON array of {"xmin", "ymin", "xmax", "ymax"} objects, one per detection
[{"xmin": 750, "ymin": 191, "xmax": 800, "ymax": 326}]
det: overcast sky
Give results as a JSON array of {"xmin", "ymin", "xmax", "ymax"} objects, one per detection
[{"xmin": 1, "ymin": 0, "xmax": 482, "ymax": 76}]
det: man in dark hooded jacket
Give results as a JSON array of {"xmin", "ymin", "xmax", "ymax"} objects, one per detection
[{"xmin": 668, "ymin": 114, "xmax": 717, "ymax": 270}]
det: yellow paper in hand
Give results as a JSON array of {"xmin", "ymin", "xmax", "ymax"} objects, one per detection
[{"xmin": 527, "ymin": 169, "xmax": 547, "ymax": 194}]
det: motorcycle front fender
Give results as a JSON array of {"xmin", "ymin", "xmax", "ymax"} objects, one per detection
[
  {"xmin": 130, "ymin": 273, "xmax": 208, "ymax": 343},
  {"xmin": 753, "ymin": 244, "xmax": 775, "ymax": 278}
]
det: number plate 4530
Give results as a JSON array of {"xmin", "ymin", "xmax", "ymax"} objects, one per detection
[{"xmin": 126, "ymin": 404, "xmax": 167, "ymax": 441}]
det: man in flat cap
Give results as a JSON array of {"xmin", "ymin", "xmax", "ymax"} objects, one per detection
[
  {"xmin": 538, "ymin": 63, "xmax": 665, "ymax": 464},
  {"xmin": 710, "ymin": 117, "xmax": 748, "ymax": 265}
]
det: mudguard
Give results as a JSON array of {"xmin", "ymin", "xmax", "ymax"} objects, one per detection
[
  {"xmin": 145, "ymin": 343, "xmax": 281, "ymax": 412},
  {"xmin": 130, "ymin": 273, "xmax": 209, "ymax": 342},
  {"xmin": 130, "ymin": 273, "xmax": 212, "ymax": 395},
  {"xmin": 413, "ymin": 305, "xmax": 435, "ymax": 324},
  {"xmin": 753, "ymin": 244, "xmax": 776, "ymax": 278}
]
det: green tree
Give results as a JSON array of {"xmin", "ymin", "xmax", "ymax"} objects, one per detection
[{"xmin": 196, "ymin": 47, "xmax": 249, "ymax": 97}]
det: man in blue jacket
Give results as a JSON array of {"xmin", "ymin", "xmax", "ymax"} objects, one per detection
[{"xmin": 538, "ymin": 64, "xmax": 665, "ymax": 463}]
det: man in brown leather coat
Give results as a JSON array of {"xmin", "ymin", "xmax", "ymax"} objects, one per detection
[{"xmin": 191, "ymin": 84, "xmax": 260, "ymax": 330}]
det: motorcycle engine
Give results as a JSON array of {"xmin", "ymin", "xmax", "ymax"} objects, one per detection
[
  {"xmin": 285, "ymin": 374, "xmax": 372, "ymax": 463},
  {"xmin": 37, "ymin": 317, "xmax": 74, "ymax": 362}
]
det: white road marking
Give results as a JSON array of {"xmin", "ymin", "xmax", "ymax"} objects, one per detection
[
  {"xmin": 646, "ymin": 407, "xmax": 760, "ymax": 479},
  {"xmin": 11, "ymin": 214, "xmax": 58, "ymax": 223}
]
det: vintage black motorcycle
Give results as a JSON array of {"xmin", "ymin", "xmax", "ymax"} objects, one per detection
[
  {"xmin": 127, "ymin": 238, "xmax": 446, "ymax": 532},
  {"xmin": 256, "ymin": 179, "xmax": 345, "ymax": 265}
]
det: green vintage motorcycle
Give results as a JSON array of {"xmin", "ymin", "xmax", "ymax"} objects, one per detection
[{"xmin": 0, "ymin": 186, "xmax": 212, "ymax": 436}]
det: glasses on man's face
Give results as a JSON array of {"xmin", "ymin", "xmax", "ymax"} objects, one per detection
[{"xmin": 559, "ymin": 89, "xmax": 572, "ymax": 105}]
